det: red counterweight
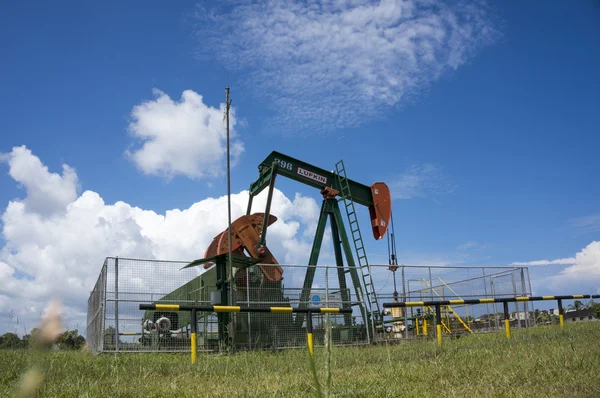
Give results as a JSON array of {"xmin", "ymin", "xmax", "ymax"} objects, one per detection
[{"xmin": 369, "ymin": 182, "xmax": 392, "ymax": 240}]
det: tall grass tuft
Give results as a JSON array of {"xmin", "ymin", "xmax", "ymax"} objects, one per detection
[
  {"xmin": 307, "ymin": 315, "xmax": 334, "ymax": 397},
  {"xmin": 307, "ymin": 344, "xmax": 323, "ymax": 397},
  {"xmin": 325, "ymin": 315, "xmax": 333, "ymax": 397}
]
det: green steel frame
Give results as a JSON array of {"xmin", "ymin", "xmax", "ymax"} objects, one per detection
[
  {"xmin": 246, "ymin": 151, "xmax": 377, "ymax": 340},
  {"xmin": 293, "ymin": 198, "xmax": 368, "ymax": 332}
]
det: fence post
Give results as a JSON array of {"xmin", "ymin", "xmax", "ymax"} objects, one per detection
[
  {"xmin": 520, "ymin": 268, "xmax": 530, "ymax": 328},
  {"xmin": 557, "ymin": 299, "xmax": 564, "ymax": 327},
  {"xmin": 435, "ymin": 304, "xmax": 442, "ymax": 346},
  {"xmin": 402, "ymin": 265, "xmax": 408, "ymax": 340},
  {"xmin": 115, "ymin": 256, "xmax": 119, "ymax": 354},
  {"xmin": 191, "ymin": 309, "xmax": 197, "ymax": 364},
  {"xmin": 246, "ymin": 267, "xmax": 251, "ymax": 350},
  {"xmin": 325, "ymin": 266, "xmax": 329, "ymax": 335},
  {"xmin": 526, "ymin": 268, "xmax": 537, "ymax": 327},
  {"xmin": 482, "ymin": 268, "xmax": 491, "ymax": 331},
  {"xmin": 306, "ymin": 311, "xmax": 314, "ymax": 356},
  {"xmin": 100, "ymin": 259, "xmax": 107, "ymax": 353},
  {"xmin": 503, "ymin": 301, "xmax": 511, "ymax": 340}
]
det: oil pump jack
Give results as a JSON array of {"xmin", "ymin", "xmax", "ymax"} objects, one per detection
[
  {"xmin": 200, "ymin": 151, "xmax": 392, "ymax": 340},
  {"xmin": 143, "ymin": 151, "xmax": 392, "ymax": 349}
]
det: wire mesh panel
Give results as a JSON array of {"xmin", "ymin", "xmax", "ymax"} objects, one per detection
[
  {"xmin": 87, "ymin": 257, "xmax": 532, "ymax": 353},
  {"xmin": 86, "ymin": 259, "xmax": 107, "ymax": 354},
  {"xmin": 230, "ymin": 264, "xmax": 369, "ymax": 351},
  {"xmin": 103, "ymin": 257, "xmax": 208, "ymax": 353},
  {"xmin": 369, "ymin": 264, "xmax": 533, "ymax": 338}
]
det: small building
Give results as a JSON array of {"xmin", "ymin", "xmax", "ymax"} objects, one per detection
[
  {"xmin": 510, "ymin": 311, "xmax": 529, "ymax": 321},
  {"xmin": 565, "ymin": 309, "xmax": 597, "ymax": 323},
  {"xmin": 546, "ymin": 308, "xmax": 560, "ymax": 316}
]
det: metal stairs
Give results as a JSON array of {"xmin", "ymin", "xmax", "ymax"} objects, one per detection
[{"xmin": 422, "ymin": 279, "xmax": 473, "ymax": 334}]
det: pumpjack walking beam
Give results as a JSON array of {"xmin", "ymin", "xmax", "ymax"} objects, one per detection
[
  {"xmin": 245, "ymin": 151, "xmax": 392, "ymax": 336},
  {"xmin": 247, "ymin": 152, "xmax": 391, "ymax": 240}
]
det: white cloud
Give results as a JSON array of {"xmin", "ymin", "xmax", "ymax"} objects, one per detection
[
  {"xmin": 0, "ymin": 262, "xmax": 14, "ymax": 279},
  {"xmin": 0, "ymin": 146, "xmax": 318, "ymax": 335},
  {"xmin": 457, "ymin": 241, "xmax": 478, "ymax": 251},
  {"xmin": 192, "ymin": 0, "xmax": 499, "ymax": 133},
  {"xmin": 2, "ymin": 145, "xmax": 78, "ymax": 217},
  {"xmin": 569, "ymin": 214, "xmax": 600, "ymax": 235},
  {"xmin": 552, "ymin": 242, "xmax": 600, "ymax": 293},
  {"xmin": 389, "ymin": 163, "xmax": 455, "ymax": 199},
  {"xmin": 511, "ymin": 258, "xmax": 576, "ymax": 267},
  {"xmin": 512, "ymin": 241, "xmax": 600, "ymax": 294},
  {"xmin": 125, "ymin": 89, "xmax": 244, "ymax": 179}
]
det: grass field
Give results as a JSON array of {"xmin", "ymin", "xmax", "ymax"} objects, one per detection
[{"xmin": 1, "ymin": 323, "xmax": 599, "ymax": 397}]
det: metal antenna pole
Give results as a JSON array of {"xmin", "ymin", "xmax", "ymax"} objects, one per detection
[{"xmin": 225, "ymin": 86, "xmax": 234, "ymax": 353}]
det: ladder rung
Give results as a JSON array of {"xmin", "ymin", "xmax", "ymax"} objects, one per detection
[{"xmin": 336, "ymin": 161, "xmax": 382, "ymax": 320}]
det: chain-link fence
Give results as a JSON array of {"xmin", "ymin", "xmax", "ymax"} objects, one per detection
[
  {"xmin": 372, "ymin": 264, "xmax": 534, "ymax": 336},
  {"xmin": 86, "ymin": 257, "xmax": 532, "ymax": 354},
  {"xmin": 86, "ymin": 258, "xmax": 107, "ymax": 353}
]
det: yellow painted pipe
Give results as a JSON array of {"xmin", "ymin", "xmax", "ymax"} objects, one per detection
[
  {"xmin": 270, "ymin": 307, "xmax": 293, "ymax": 313},
  {"xmin": 307, "ymin": 333, "xmax": 314, "ymax": 356},
  {"xmin": 436, "ymin": 324, "xmax": 442, "ymax": 346},
  {"xmin": 559, "ymin": 314, "xmax": 564, "ymax": 328},
  {"xmin": 416, "ymin": 318, "xmax": 420, "ymax": 336},
  {"xmin": 155, "ymin": 304, "xmax": 180, "ymax": 311},
  {"xmin": 423, "ymin": 318, "xmax": 428, "ymax": 336},
  {"xmin": 504, "ymin": 319, "xmax": 511, "ymax": 339},
  {"xmin": 213, "ymin": 305, "xmax": 241, "ymax": 312},
  {"xmin": 191, "ymin": 333, "xmax": 197, "ymax": 364}
]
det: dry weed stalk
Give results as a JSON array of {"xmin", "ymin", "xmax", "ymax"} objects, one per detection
[{"xmin": 18, "ymin": 300, "xmax": 63, "ymax": 398}]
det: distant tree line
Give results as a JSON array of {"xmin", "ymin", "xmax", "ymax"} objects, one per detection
[{"xmin": 0, "ymin": 328, "xmax": 86, "ymax": 350}]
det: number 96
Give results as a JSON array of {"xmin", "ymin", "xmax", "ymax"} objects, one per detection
[{"xmin": 275, "ymin": 158, "xmax": 293, "ymax": 171}]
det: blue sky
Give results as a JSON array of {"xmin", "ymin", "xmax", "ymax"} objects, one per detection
[{"xmin": 1, "ymin": 1, "xmax": 599, "ymax": 332}]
